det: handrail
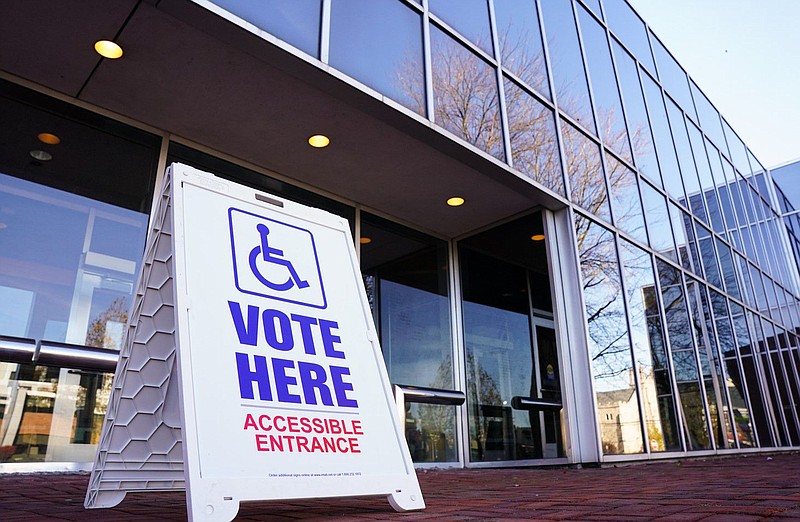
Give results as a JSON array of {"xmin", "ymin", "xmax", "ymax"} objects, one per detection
[
  {"xmin": 393, "ymin": 384, "xmax": 466, "ymax": 406},
  {"xmin": 0, "ymin": 335, "xmax": 118, "ymax": 373},
  {"xmin": 0, "ymin": 335, "xmax": 37, "ymax": 364},
  {"xmin": 511, "ymin": 396, "xmax": 562, "ymax": 412}
]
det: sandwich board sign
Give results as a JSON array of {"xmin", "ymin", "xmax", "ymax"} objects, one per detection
[{"xmin": 85, "ymin": 163, "xmax": 424, "ymax": 520}]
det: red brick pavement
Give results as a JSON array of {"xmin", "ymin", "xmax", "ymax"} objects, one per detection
[{"xmin": 2, "ymin": 453, "xmax": 800, "ymax": 520}]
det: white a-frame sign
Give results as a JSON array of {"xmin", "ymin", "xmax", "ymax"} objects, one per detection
[{"xmin": 85, "ymin": 163, "xmax": 424, "ymax": 520}]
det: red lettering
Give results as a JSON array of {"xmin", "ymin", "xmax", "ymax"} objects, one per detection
[
  {"xmin": 312, "ymin": 417, "xmax": 324, "ymax": 433},
  {"xmin": 311, "ymin": 436, "xmax": 324, "ymax": 452},
  {"xmin": 349, "ymin": 437, "xmax": 360, "ymax": 453},
  {"xmin": 329, "ymin": 419, "xmax": 342, "ymax": 434},
  {"xmin": 336, "ymin": 437, "xmax": 349, "ymax": 453},
  {"xmin": 244, "ymin": 413, "xmax": 258, "ymax": 430},
  {"xmin": 323, "ymin": 437, "xmax": 336, "ymax": 452},
  {"xmin": 255, "ymin": 434, "xmax": 270, "ymax": 451},
  {"xmin": 258, "ymin": 414, "xmax": 271, "ymax": 431},
  {"xmin": 351, "ymin": 420, "xmax": 363, "ymax": 435},
  {"xmin": 299, "ymin": 416, "xmax": 312, "ymax": 433},
  {"xmin": 288, "ymin": 416, "xmax": 299, "ymax": 433},
  {"xmin": 296, "ymin": 436, "xmax": 309, "ymax": 452},
  {"xmin": 270, "ymin": 434, "xmax": 284, "ymax": 451},
  {"xmin": 274, "ymin": 415, "xmax": 286, "ymax": 432}
]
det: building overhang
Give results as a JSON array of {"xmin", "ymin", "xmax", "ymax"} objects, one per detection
[{"xmin": 0, "ymin": 0, "xmax": 567, "ymax": 238}]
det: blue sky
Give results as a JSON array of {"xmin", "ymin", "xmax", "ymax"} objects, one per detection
[{"xmin": 629, "ymin": 0, "xmax": 800, "ymax": 170}]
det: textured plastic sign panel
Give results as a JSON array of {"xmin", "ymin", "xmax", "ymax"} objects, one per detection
[{"xmin": 85, "ymin": 164, "xmax": 424, "ymax": 520}]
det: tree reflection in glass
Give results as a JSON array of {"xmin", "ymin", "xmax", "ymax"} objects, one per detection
[
  {"xmin": 618, "ymin": 239, "xmax": 680, "ymax": 451},
  {"xmin": 575, "ymin": 214, "xmax": 644, "ymax": 454},
  {"xmin": 656, "ymin": 260, "xmax": 712, "ymax": 450},
  {"xmin": 429, "ymin": 26, "xmax": 504, "ymax": 160},
  {"xmin": 562, "ymin": 122, "xmax": 611, "ymax": 222},
  {"xmin": 504, "ymin": 79, "xmax": 564, "ymax": 196}
]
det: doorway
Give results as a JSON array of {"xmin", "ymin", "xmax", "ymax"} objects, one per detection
[{"xmin": 458, "ymin": 211, "xmax": 565, "ymax": 462}]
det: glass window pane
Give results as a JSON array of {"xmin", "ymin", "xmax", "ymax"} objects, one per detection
[
  {"xmin": 0, "ymin": 83, "xmax": 159, "ymax": 463},
  {"xmin": 618, "ymin": 239, "xmax": 680, "ymax": 451},
  {"xmin": 640, "ymin": 181, "xmax": 676, "ymax": 260},
  {"xmin": 606, "ymin": 153, "xmax": 648, "ymax": 244},
  {"xmin": 699, "ymin": 236, "xmax": 721, "ymax": 289},
  {"xmin": 668, "ymin": 202, "xmax": 692, "ymax": 271},
  {"xmin": 575, "ymin": 214, "xmax": 643, "ymax": 454},
  {"xmin": 709, "ymin": 291, "xmax": 756, "ymax": 447},
  {"xmin": 690, "ymin": 81, "xmax": 726, "ymax": 149},
  {"xmin": 612, "ymin": 40, "xmax": 658, "ymax": 181},
  {"xmin": 540, "ymin": 0, "xmax": 596, "ymax": 133},
  {"xmin": 665, "ymin": 98, "xmax": 701, "ymax": 214},
  {"xmin": 687, "ymin": 281, "xmax": 731, "ymax": 448},
  {"xmin": 686, "ymin": 122, "xmax": 715, "ymax": 228},
  {"xmin": 577, "ymin": 4, "xmax": 631, "ymax": 161},
  {"xmin": 504, "ymin": 78, "xmax": 564, "ymax": 195},
  {"xmin": 431, "ymin": 26, "xmax": 504, "ymax": 160},
  {"xmin": 494, "ymin": 0, "xmax": 550, "ymax": 99},
  {"xmin": 330, "ymin": 0, "xmax": 424, "ymax": 115},
  {"xmin": 716, "ymin": 238, "xmax": 740, "ymax": 299},
  {"xmin": 656, "ymin": 260, "xmax": 712, "ymax": 450},
  {"xmin": 213, "ymin": 0, "xmax": 321, "ymax": 58},
  {"xmin": 429, "ymin": 0, "xmax": 493, "ymax": 54},
  {"xmin": 360, "ymin": 213, "xmax": 456, "ymax": 462},
  {"xmin": 650, "ymin": 35, "xmax": 697, "ymax": 121},
  {"xmin": 722, "ymin": 118, "xmax": 751, "ymax": 176},
  {"xmin": 561, "ymin": 121, "xmax": 610, "ymax": 221},
  {"xmin": 702, "ymin": 139, "xmax": 726, "ymax": 235},
  {"xmin": 603, "ymin": 0, "xmax": 655, "ymax": 72},
  {"xmin": 643, "ymin": 73, "xmax": 685, "ymax": 199}
]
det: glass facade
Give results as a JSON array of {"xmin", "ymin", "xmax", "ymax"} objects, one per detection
[{"xmin": 2, "ymin": 0, "xmax": 800, "ymax": 471}]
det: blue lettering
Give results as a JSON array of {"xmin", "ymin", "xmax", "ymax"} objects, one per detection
[
  {"xmin": 297, "ymin": 361, "xmax": 333, "ymax": 406},
  {"xmin": 236, "ymin": 352, "xmax": 272, "ymax": 400},
  {"xmin": 272, "ymin": 358, "xmax": 302, "ymax": 403},
  {"xmin": 291, "ymin": 314, "xmax": 318, "ymax": 356},
  {"xmin": 330, "ymin": 365, "xmax": 358, "ymax": 407},
  {"xmin": 262, "ymin": 309, "xmax": 293, "ymax": 351},
  {"xmin": 228, "ymin": 301, "xmax": 259, "ymax": 346},
  {"xmin": 319, "ymin": 320, "xmax": 345, "ymax": 359}
]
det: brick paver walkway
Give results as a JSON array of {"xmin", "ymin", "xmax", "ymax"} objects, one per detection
[{"xmin": 3, "ymin": 453, "xmax": 800, "ymax": 520}]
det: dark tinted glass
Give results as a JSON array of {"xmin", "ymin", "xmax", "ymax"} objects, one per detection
[
  {"xmin": 577, "ymin": 4, "xmax": 631, "ymax": 160},
  {"xmin": 690, "ymin": 81, "xmax": 726, "ymax": 149},
  {"xmin": 618, "ymin": 238, "xmax": 680, "ymax": 451},
  {"xmin": 665, "ymin": 98, "xmax": 700, "ymax": 212},
  {"xmin": 640, "ymin": 181, "xmax": 676, "ymax": 260},
  {"xmin": 330, "ymin": 0, "xmax": 424, "ymax": 115},
  {"xmin": 603, "ymin": 0, "xmax": 655, "ymax": 72},
  {"xmin": 575, "ymin": 214, "xmax": 643, "ymax": 454},
  {"xmin": 494, "ymin": 0, "xmax": 550, "ymax": 98},
  {"xmin": 431, "ymin": 26, "xmax": 504, "ymax": 160},
  {"xmin": 642, "ymin": 72, "xmax": 683, "ymax": 197},
  {"xmin": 540, "ymin": 0, "xmax": 596, "ymax": 132},
  {"xmin": 606, "ymin": 153, "xmax": 647, "ymax": 244},
  {"xmin": 213, "ymin": 0, "xmax": 321, "ymax": 57},
  {"xmin": 561, "ymin": 121, "xmax": 610, "ymax": 221},
  {"xmin": 429, "ymin": 0, "xmax": 492, "ymax": 54},
  {"xmin": 650, "ymin": 35, "xmax": 696, "ymax": 120},
  {"xmin": 504, "ymin": 78, "xmax": 564, "ymax": 195},
  {"xmin": 612, "ymin": 40, "xmax": 657, "ymax": 180}
]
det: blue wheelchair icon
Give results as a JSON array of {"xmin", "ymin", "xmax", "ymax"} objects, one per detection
[{"xmin": 248, "ymin": 223, "xmax": 310, "ymax": 291}]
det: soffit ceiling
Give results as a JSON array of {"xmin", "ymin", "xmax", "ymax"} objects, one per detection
[{"xmin": 0, "ymin": 0, "xmax": 566, "ymax": 238}]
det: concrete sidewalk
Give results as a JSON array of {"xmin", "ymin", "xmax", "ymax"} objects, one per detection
[{"xmin": 3, "ymin": 453, "xmax": 800, "ymax": 521}]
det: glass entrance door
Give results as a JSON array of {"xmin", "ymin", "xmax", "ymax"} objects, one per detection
[{"xmin": 458, "ymin": 212, "xmax": 565, "ymax": 462}]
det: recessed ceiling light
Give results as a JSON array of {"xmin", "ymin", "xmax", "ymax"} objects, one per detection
[
  {"xmin": 531, "ymin": 234, "xmax": 545, "ymax": 241},
  {"xmin": 94, "ymin": 40, "xmax": 123, "ymax": 59},
  {"xmin": 37, "ymin": 132, "xmax": 61, "ymax": 145},
  {"xmin": 30, "ymin": 150, "xmax": 53, "ymax": 161},
  {"xmin": 359, "ymin": 237, "xmax": 372, "ymax": 244},
  {"xmin": 308, "ymin": 134, "xmax": 330, "ymax": 148},
  {"xmin": 446, "ymin": 196, "xmax": 465, "ymax": 207}
]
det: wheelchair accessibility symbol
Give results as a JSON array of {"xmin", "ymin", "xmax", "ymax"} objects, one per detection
[
  {"xmin": 250, "ymin": 224, "xmax": 310, "ymax": 292},
  {"xmin": 229, "ymin": 207, "xmax": 327, "ymax": 309}
]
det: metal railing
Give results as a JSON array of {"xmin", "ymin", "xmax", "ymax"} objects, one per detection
[{"xmin": 0, "ymin": 335, "xmax": 118, "ymax": 373}]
